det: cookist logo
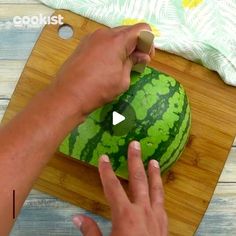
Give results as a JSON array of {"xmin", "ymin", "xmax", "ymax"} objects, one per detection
[{"xmin": 13, "ymin": 14, "xmax": 64, "ymax": 26}]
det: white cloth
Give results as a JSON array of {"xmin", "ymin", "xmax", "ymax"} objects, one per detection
[{"xmin": 41, "ymin": 0, "xmax": 236, "ymax": 86}]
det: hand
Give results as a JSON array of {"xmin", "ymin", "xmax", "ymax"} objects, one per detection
[
  {"xmin": 73, "ymin": 141, "xmax": 168, "ymax": 236},
  {"xmin": 54, "ymin": 24, "xmax": 153, "ymax": 116}
]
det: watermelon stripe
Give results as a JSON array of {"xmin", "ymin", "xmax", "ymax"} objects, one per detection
[
  {"xmin": 61, "ymin": 67, "xmax": 192, "ymax": 179},
  {"xmin": 161, "ymin": 114, "xmax": 191, "ymax": 172},
  {"xmin": 79, "ymin": 69, "xmax": 165, "ymax": 162},
  {"xmin": 69, "ymin": 69, "xmax": 156, "ymax": 159},
  {"xmin": 143, "ymin": 92, "xmax": 189, "ymax": 166},
  {"xmin": 69, "ymin": 127, "xmax": 79, "ymax": 155},
  {"xmin": 160, "ymin": 106, "xmax": 191, "ymax": 170},
  {"xmin": 105, "ymin": 79, "xmax": 181, "ymax": 170}
]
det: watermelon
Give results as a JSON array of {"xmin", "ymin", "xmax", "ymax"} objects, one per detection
[{"xmin": 59, "ymin": 67, "xmax": 191, "ymax": 179}]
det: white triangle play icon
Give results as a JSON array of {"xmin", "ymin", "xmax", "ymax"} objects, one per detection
[{"xmin": 112, "ymin": 111, "xmax": 125, "ymax": 126}]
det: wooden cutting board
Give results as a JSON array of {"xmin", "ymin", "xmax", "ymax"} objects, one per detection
[{"xmin": 2, "ymin": 10, "xmax": 236, "ymax": 235}]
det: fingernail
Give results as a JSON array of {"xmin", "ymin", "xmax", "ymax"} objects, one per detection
[
  {"xmin": 151, "ymin": 159, "xmax": 159, "ymax": 168},
  {"xmin": 132, "ymin": 141, "xmax": 140, "ymax": 150},
  {"xmin": 72, "ymin": 215, "xmax": 83, "ymax": 229},
  {"xmin": 100, "ymin": 155, "xmax": 110, "ymax": 163}
]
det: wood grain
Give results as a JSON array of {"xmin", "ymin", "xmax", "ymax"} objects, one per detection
[
  {"xmin": 196, "ymin": 183, "xmax": 236, "ymax": 235},
  {"xmin": 219, "ymin": 148, "xmax": 236, "ymax": 182},
  {"xmin": 0, "ymin": 1, "xmax": 236, "ymax": 234},
  {"xmin": 0, "ymin": 61, "xmax": 25, "ymax": 98},
  {"xmin": 0, "ymin": 99, "xmax": 9, "ymax": 121},
  {"xmin": 233, "ymin": 137, "xmax": 236, "ymax": 147},
  {"xmin": 1, "ymin": 9, "xmax": 236, "ymax": 236},
  {"xmin": 9, "ymin": 183, "xmax": 236, "ymax": 236},
  {"xmin": 10, "ymin": 189, "xmax": 111, "ymax": 236},
  {"xmin": 0, "ymin": 5, "xmax": 53, "ymax": 60}
]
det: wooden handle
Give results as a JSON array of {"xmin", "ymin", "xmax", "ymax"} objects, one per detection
[{"xmin": 132, "ymin": 30, "xmax": 155, "ymax": 73}]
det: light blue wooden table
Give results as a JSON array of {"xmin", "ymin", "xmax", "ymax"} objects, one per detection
[{"xmin": 1, "ymin": 1, "xmax": 236, "ymax": 235}]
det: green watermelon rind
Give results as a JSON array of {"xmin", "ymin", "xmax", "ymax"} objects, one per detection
[{"xmin": 59, "ymin": 67, "xmax": 191, "ymax": 179}]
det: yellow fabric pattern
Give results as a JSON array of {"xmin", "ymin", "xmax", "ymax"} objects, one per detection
[
  {"xmin": 122, "ymin": 18, "xmax": 160, "ymax": 37},
  {"xmin": 182, "ymin": 0, "xmax": 203, "ymax": 8}
]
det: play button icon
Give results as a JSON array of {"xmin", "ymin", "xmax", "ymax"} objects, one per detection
[
  {"xmin": 100, "ymin": 101, "xmax": 136, "ymax": 136},
  {"xmin": 112, "ymin": 111, "xmax": 125, "ymax": 126}
]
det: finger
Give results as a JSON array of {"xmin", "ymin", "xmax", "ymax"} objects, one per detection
[
  {"xmin": 148, "ymin": 160, "xmax": 165, "ymax": 208},
  {"xmin": 112, "ymin": 25, "xmax": 130, "ymax": 32},
  {"xmin": 123, "ymin": 51, "xmax": 151, "ymax": 80},
  {"xmin": 131, "ymin": 51, "xmax": 151, "ymax": 65},
  {"xmin": 128, "ymin": 141, "xmax": 150, "ymax": 205},
  {"xmin": 72, "ymin": 215, "xmax": 102, "ymax": 236},
  {"xmin": 121, "ymin": 55, "xmax": 137, "ymax": 92},
  {"xmin": 98, "ymin": 155, "xmax": 130, "ymax": 210},
  {"xmin": 122, "ymin": 23, "xmax": 152, "ymax": 55}
]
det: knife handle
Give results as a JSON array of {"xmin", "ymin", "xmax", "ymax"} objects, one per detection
[{"xmin": 132, "ymin": 30, "xmax": 155, "ymax": 73}]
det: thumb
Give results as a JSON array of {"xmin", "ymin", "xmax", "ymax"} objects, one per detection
[{"xmin": 72, "ymin": 214, "xmax": 102, "ymax": 236}]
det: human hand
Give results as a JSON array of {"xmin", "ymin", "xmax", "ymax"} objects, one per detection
[
  {"xmin": 54, "ymin": 24, "xmax": 153, "ymax": 116},
  {"xmin": 73, "ymin": 141, "xmax": 168, "ymax": 236}
]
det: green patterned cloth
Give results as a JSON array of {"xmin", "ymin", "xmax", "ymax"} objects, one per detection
[{"xmin": 40, "ymin": 0, "xmax": 236, "ymax": 86}]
